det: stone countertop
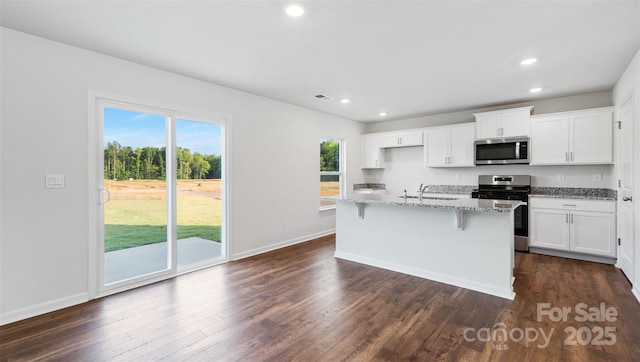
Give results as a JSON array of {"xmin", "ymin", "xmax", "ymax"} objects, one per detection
[
  {"xmin": 529, "ymin": 187, "xmax": 616, "ymax": 201},
  {"xmin": 332, "ymin": 193, "xmax": 521, "ymax": 213}
]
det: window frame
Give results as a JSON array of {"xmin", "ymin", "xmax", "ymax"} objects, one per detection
[{"xmin": 319, "ymin": 136, "xmax": 345, "ymax": 211}]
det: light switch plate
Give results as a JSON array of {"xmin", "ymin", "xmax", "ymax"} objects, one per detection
[{"xmin": 45, "ymin": 174, "xmax": 65, "ymax": 189}]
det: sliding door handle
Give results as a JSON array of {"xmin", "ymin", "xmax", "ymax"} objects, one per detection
[
  {"xmin": 99, "ymin": 187, "xmax": 111, "ymax": 205},
  {"xmin": 622, "ymin": 196, "xmax": 633, "ymax": 202}
]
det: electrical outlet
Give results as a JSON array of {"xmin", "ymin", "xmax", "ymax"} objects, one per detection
[
  {"xmin": 282, "ymin": 217, "xmax": 288, "ymax": 227},
  {"xmin": 455, "ymin": 173, "xmax": 461, "ymax": 181},
  {"xmin": 557, "ymin": 173, "xmax": 565, "ymax": 182},
  {"xmin": 593, "ymin": 173, "xmax": 602, "ymax": 182}
]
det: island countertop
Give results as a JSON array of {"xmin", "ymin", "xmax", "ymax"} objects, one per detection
[{"xmin": 334, "ymin": 193, "xmax": 522, "ymax": 213}]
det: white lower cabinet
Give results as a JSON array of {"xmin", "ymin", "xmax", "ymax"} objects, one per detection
[{"xmin": 529, "ymin": 198, "xmax": 616, "ymax": 258}]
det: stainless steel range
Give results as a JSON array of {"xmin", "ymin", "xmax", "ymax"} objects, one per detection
[{"xmin": 471, "ymin": 175, "xmax": 531, "ymax": 252}]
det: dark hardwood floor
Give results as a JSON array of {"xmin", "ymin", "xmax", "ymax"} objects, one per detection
[{"xmin": 1, "ymin": 234, "xmax": 639, "ymax": 361}]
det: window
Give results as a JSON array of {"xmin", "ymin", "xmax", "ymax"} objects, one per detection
[{"xmin": 320, "ymin": 137, "xmax": 343, "ymax": 209}]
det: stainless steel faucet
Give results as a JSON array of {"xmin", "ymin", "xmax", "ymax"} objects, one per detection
[{"xmin": 418, "ymin": 183, "xmax": 429, "ymax": 202}]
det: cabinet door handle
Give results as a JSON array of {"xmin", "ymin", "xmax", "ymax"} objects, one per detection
[
  {"xmin": 570, "ymin": 214, "xmax": 574, "ymax": 224},
  {"xmin": 562, "ymin": 204, "xmax": 577, "ymax": 207},
  {"xmin": 565, "ymin": 152, "xmax": 569, "ymax": 162},
  {"xmin": 565, "ymin": 213, "xmax": 569, "ymax": 223},
  {"xmin": 570, "ymin": 152, "xmax": 574, "ymax": 161},
  {"xmin": 623, "ymin": 196, "xmax": 633, "ymax": 202}
]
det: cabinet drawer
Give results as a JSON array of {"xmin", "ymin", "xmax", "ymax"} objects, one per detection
[{"xmin": 529, "ymin": 197, "xmax": 615, "ymax": 213}]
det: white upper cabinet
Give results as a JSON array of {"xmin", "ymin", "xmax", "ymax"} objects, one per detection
[
  {"xmin": 361, "ymin": 136, "xmax": 384, "ymax": 169},
  {"xmin": 378, "ymin": 130, "xmax": 423, "ymax": 148},
  {"xmin": 424, "ymin": 123, "xmax": 476, "ymax": 167},
  {"xmin": 474, "ymin": 106, "xmax": 533, "ymax": 139},
  {"xmin": 530, "ymin": 107, "xmax": 613, "ymax": 165}
]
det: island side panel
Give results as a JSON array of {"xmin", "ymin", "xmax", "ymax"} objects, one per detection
[{"xmin": 334, "ymin": 200, "xmax": 515, "ymax": 299}]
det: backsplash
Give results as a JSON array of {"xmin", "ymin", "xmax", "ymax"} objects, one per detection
[
  {"xmin": 353, "ymin": 183, "xmax": 386, "ymax": 191},
  {"xmin": 362, "ymin": 146, "xmax": 616, "ymax": 196},
  {"xmin": 426, "ymin": 185, "xmax": 476, "ymax": 195},
  {"xmin": 531, "ymin": 187, "xmax": 617, "ymax": 200}
]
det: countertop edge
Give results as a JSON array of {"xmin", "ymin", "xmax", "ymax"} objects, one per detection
[{"xmin": 333, "ymin": 196, "xmax": 520, "ymax": 213}]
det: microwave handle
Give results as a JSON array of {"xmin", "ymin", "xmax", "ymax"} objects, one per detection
[{"xmin": 515, "ymin": 142, "xmax": 520, "ymax": 159}]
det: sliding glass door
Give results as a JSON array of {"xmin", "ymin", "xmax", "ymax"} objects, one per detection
[
  {"xmin": 175, "ymin": 119, "xmax": 224, "ymax": 272},
  {"xmin": 102, "ymin": 108, "xmax": 170, "ymax": 284},
  {"xmin": 96, "ymin": 99, "xmax": 226, "ymax": 292}
]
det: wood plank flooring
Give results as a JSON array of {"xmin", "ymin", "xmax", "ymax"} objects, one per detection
[{"xmin": 1, "ymin": 234, "xmax": 639, "ymax": 361}]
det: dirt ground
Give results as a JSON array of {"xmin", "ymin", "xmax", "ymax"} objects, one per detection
[
  {"xmin": 104, "ymin": 179, "xmax": 222, "ymax": 200},
  {"xmin": 105, "ymin": 179, "xmax": 338, "ymax": 200}
]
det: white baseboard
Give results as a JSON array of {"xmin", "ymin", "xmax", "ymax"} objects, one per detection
[
  {"xmin": 0, "ymin": 292, "xmax": 89, "ymax": 326},
  {"xmin": 633, "ymin": 286, "xmax": 640, "ymax": 305},
  {"xmin": 231, "ymin": 229, "xmax": 335, "ymax": 261},
  {"xmin": 529, "ymin": 247, "xmax": 617, "ymax": 265},
  {"xmin": 334, "ymin": 251, "xmax": 515, "ymax": 300}
]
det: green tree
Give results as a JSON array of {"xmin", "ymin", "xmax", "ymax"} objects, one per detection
[
  {"xmin": 205, "ymin": 155, "xmax": 222, "ymax": 179},
  {"xmin": 141, "ymin": 147, "xmax": 157, "ymax": 179},
  {"xmin": 191, "ymin": 152, "xmax": 211, "ymax": 179},
  {"xmin": 320, "ymin": 140, "xmax": 340, "ymax": 172},
  {"xmin": 105, "ymin": 141, "xmax": 122, "ymax": 180},
  {"xmin": 177, "ymin": 147, "xmax": 193, "ymax": 179}
]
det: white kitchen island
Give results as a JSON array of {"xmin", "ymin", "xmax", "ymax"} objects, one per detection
[{"xmin": 333, "ymin": 194, "xmax": 521, "ymax": 300}]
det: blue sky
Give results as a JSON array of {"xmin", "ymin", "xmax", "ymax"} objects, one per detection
[{"xmin": 103, "ymin": 108, "xmax": 222, "ymax": 155}]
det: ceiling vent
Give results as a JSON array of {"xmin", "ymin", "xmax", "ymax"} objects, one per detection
[{"xmin": 315, "ymin": 94, "xmax": 334, "ymax": 101}]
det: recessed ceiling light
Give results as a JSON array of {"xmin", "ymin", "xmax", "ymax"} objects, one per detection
[
  {"xmin": 285, "ymin": 5, "xmax": 304, "ymax": 17},
  {"xmin": 530, "ymin": 87, "xmax": 543, "ymax": 93},
  {"xmin": 521, "ymin": 58, "xmax": 537, "ymax": 65},
  {"xmin": 379, "ymin": 112, "xmax": 387, "ymax": 117},
  {"xmin": 340, "ymin": 99, "xmax": 350, "ymax": 104}
]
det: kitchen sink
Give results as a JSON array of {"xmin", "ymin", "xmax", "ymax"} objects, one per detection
[{"xmin": 398, "ymin": 196, "xmax": 458, "ymax": 201}]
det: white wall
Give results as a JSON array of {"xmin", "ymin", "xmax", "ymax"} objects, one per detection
[
  {"xmin": 613, "ymin": 48, "xmax": 640, "ymax": 301},
  {"xmin": 0, "ymin": 28, "xmax": 365, "ymax": 324}
]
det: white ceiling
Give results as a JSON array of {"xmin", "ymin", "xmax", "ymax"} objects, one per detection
[{"xmin": 1, "ymin": 1, "xmax": 639, "ymax": 122}]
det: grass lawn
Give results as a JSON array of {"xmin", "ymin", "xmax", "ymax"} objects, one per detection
[
  {"xmin": 105, "ymin": 179, "xmax": 337, "ymax": 251},
  {"xmin": 104, "ymin": 179, "xmax": 222, "ymax": 252},
  {"xmin": 104, "ymin": 224, "xmax": 220, "ymax": 252}
]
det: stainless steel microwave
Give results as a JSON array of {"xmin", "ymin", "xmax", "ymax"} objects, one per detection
[{"xmin": 474, "ymin": 137, "xmax": 529, "ymax": 165}]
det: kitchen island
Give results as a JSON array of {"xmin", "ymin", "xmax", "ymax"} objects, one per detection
[{"xmin": 333, "ymin": 194, "xmax": 521, "ymax": 300}]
